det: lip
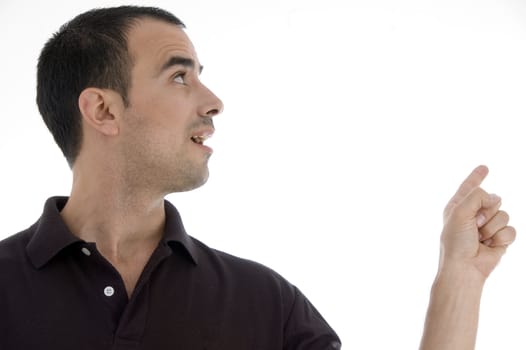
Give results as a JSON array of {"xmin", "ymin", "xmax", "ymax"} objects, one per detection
[
  {"xmin": 191, "ymin": 128, "xmax": 215, "ymax": 154},
  {"xmin": 194, "ymin": 142, "xmax": 213, "ymax": 154},
  {"xmin": 191, "ymin": 128, "xmax": 215, "ymax": 139}
]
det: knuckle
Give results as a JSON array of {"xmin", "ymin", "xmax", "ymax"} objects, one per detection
[
  {"xmin": 496, "ymin": 226, "xmax": 517, "ymax": 245},
  {"xmin": 507, "ymin": 226, "xmax": 517, "ymax": 238},
  {"xmin": 479, "ymin": 225, "xmax": 489, "ymax": 236},
  {"xmin": 500, "ymin": 210, "xmax": 510, "ymax": 223},
  {"xmin": 462, "ymin": 187, "xmax": 484, "ymax": 208},
  {"xmin": 472, "ymin": 187, "xmax": 487, "ymax": 198}
]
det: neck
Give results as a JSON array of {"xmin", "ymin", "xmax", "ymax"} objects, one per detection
[{"xmin": 60, "ymin": 169, "xmax": 166, "ymax": 262}]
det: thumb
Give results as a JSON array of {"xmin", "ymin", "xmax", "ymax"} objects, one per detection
[{"xmin": 451, "ymin": 187, "xmax": 501, "ymax": 226}]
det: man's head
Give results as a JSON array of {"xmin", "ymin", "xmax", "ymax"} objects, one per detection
[{"xmin": 37, "ymin": 6, "xmax": 223, "ymax": 193}]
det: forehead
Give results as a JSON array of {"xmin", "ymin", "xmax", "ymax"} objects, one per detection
[{"xmin": 126, "ymin": 18, "xmax": 199, "ymax": 70}]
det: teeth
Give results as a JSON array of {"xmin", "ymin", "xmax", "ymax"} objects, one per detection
[
  {"xmin": 191, "ymin": 136, "xmax": 205, "ymax": 144},
  {"xmin": 191, "ymin": 133, "xmax": 213, "ymax": 145}
]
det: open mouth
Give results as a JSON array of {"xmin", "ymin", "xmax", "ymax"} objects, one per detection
[
  {"xmin": 191, "ymin": 135, "xmax": 206, "ymax": 145},
  {"xmin": 190, "ymin": 130, "xmax": 214, "ymax": 146}
]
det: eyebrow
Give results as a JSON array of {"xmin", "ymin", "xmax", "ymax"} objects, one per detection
[{"xmin": 159, "ymin": 56, "xmax": 204, "ymax": 75}]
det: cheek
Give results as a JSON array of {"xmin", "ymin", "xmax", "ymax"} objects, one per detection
[
  {"xmin": 127, "ymin": 86, "xmax": 194, "ymax": 140},
  {"xmin": 128, "ymin": 102, "xmax": 184, "ymax": 133}
]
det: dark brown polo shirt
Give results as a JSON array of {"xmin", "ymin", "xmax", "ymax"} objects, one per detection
[{"xmin": 0, "ymin": 197, "xmax": 341, "ymax": 349}]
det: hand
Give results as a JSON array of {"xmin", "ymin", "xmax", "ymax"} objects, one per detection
[
  {"xmin": 440, "ymin": 165, "xmax": 516, "ymax": 280},
  {"xmin": 419, "ymin": 165, "xmax": 515, "ymax": 350}
]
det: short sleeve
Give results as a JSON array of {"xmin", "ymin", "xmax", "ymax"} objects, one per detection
[{"xmin": 283, "ymin": 285, "xmax": 341, "ymax": 350}]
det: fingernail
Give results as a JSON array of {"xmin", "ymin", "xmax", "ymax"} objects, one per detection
[
  {"xmin": 483, "ymin": 239, "xmax": 493, "ymax": 247},
  {"xmin": 489, "ymin": 194, "xmax": 501, "ymax": 203},
  {"xmin": 476, "ymin": 214, "xmax": 486, "ymax": 227}
]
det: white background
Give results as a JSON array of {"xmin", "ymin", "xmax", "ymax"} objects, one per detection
[{"xmin": 1, "ymin": 0, "xmax": 526, "ymax": 348}]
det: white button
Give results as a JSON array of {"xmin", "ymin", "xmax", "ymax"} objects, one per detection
[
  {"xmin": 104, "ymin": 286, "xmax": 115, "ymax": 297},
  {"xmin": 81, "ymin": 247, "xmax": 91, "ymax": 256}
]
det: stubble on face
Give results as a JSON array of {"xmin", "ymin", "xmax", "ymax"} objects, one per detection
[
  {"xmin": 119, "ymin": 104, "xmax": 213, "ymax": 195},
  {"xmin": 117, "ymin": 19, "xmax": 217, "ymax": 196}
]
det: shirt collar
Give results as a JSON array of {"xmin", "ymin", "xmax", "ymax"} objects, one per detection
[
  {"xmin": 162, "ymin": 199, "xmax": 199, "ymax": 265},
  {"xmin": 26, "ymin": 196, "xmax": 198, "ymax": 269}
]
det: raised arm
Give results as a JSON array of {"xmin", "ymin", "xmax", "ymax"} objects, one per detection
[{"xmin": 419, "ymin": 165, "xmax": 516, "ymax": 350}]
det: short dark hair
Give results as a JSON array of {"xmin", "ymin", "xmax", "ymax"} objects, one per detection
[{"xmin": 36, "ymin": 6, "xmax": 185, "ymax": 167}]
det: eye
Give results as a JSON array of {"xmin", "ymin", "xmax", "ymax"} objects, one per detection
[{"xmin": 172, "ymin": 72, "xmax": 186, "ymax": 84}]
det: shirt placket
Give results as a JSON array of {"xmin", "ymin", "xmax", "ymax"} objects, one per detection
[
  {"xmin": 78, "ymin": 243, "xmax": 129, "ymax": 336},
  {"xmin": 81, "ymin": 243, "xmax": 171, "ymax": 350}
]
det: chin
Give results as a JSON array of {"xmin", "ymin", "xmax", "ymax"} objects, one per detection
[{"xmin": 170, "ymin": 169, "xmax": 210, "ymax": 193}]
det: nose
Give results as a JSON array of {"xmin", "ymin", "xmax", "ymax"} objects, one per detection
[{"xmin": 198, "ymin": 83, "xmax": 224, "ymax": 118}]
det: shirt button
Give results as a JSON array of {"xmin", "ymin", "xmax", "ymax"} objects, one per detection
[
  {"xmin": 104, "ymin": 286, "xmax": 115, "ymax": 297},
  {"xmin": 81, "ymin": 247, "xmax": 91, "ymax": 256}
]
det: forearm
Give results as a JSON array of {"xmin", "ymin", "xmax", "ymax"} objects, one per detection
[{"xmin": 419, "ymin": 267, "xmax": 485, "ymax": 350}]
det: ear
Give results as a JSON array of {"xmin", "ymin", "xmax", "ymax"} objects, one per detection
[{"xmin": 78, "ymin": 88, "xmax": 123, "ymax": 137}]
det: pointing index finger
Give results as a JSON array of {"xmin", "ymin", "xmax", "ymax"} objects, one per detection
[{"xmin": 444, "ymin": 165, "xmax": 489, "ymax": 216}]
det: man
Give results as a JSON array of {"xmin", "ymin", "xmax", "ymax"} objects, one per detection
[{"xmin": 0, "ymin": 6, "xmax": 515, "ymax": 350}]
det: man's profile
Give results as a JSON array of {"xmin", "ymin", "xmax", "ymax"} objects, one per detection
[{"xmin": 0, "ymin": 6, "xmax": 516, "ymax": 350}]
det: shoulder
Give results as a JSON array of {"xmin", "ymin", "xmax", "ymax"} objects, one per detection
[
  {"xmin": 189, "ymin": 237, "xmax": 301, "ymax": 309},
  {"xmin": 189, "ymin": 237, "xmax": 301, "ymax": 326},
  {"xmin": 191, "ymin": 236, "xmax": 293, "ymax": 290},
  {"xmin": 0, "ymin": 225, "xmax": 34, "ymax": 262},
  {"xmin": 0, "ymin": 225, "xmax": 37, "ymax": 296},
  {"xmin": 190, "ymin": 237, "xmax": 342, "ymax": 348}
]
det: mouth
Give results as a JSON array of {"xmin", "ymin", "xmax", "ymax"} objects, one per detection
[
  {"xmin": 190, "ymin": 129, "xmax": 214, "ymax": 151},
  {"xmin": 191, "ymin": 135, "xmax": 207, "ymax": 145}
]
